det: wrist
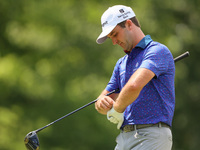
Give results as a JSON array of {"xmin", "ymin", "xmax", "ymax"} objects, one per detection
[{"xmin": 113, "ymin": 103, "xmax": 125, "ymax": 113}]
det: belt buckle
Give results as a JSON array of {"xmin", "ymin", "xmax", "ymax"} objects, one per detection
[{"xmin": 123, "ymin": 125, "xmax": 136, "ymax": 132}]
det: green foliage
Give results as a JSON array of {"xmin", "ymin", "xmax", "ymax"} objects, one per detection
[{"xmin": 0, "ymin": 0, "xmax": 199, "ymax": 149}]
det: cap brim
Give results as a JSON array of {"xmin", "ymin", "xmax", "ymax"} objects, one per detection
[{"xmin": 96, "ymin": 25, "xmax": 116, "ymax": 44}]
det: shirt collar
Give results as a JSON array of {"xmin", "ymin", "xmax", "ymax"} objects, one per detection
[
  {"xmin": 135, "ymin": 35, "xmax": 152, "ymax": 49},
  {"xmin": 124, "ymin": 35, "xmax": 152, "ymax": 54}
]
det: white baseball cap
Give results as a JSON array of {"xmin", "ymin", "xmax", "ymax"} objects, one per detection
[{"xmin": 96, "ymin": 5, "xmax": 136, "ymax": 44}]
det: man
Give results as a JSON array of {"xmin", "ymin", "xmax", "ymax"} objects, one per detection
[{"xmin": 95, "ymin": 5, "xmax": 175, "ymax": 150}]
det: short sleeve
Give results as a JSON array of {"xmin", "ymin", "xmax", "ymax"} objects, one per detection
[{"xmin": 139, "ymin": 44, "xmax": 174, "ymax": 78}]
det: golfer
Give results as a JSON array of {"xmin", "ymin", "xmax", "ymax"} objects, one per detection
[{"xmin": 95, "ymin": 5, "xmax": 175, "ymax": 150}]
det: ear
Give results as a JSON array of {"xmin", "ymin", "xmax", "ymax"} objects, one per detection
[{"xmin": 125, "ymin": 19, "xmax": 133, "ymax": 30}]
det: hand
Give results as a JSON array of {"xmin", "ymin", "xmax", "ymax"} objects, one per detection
[
  {"xmin": 107, "ymin": 107, "xmax": 124, "ymax": 129},
  {"xmin": 95, "ymin": 96, "xmax": 114, "ymax": 115}
]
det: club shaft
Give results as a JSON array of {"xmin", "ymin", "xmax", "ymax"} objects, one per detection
[{"xmin": 35, "ymin": 88, "xmax": 119, "ymax": 133}]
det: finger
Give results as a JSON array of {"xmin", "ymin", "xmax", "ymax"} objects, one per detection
[
  {"xmin": 101, "ymin": 100, "xmax": 113, "ymax": 109},
  {"xmin": 107, "ymin": 116, "xmax": 118, "ymax": 124},
  {"xmin": 95, "ymin": 99, "xmax": 108, "ymax": 110},
  {"xmin": 117, "ymin": 119, "xmax": 123, "ymax": 129},
  {"xmin": 117, "ymin": 117, "xmax": 124, "ymax": 129},
  {"xmin": 104, "ymin": 96, "xmax": 114, "ymax": 104},
  {"xmin": 99, "ymin": 97, "xmax": 114, "ymax": 109}
]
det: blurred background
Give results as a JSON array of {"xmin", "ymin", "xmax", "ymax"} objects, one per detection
[{"xmin": 0, "ymin": 0, "xmax": 199, "ymax": 149}]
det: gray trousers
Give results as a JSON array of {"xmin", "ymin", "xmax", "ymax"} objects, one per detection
[{"xmin": 114, "ymin": 126, "xmax": 172, "ymax": 150}]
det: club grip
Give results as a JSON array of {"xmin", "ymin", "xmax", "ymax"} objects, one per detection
[
  {"xmin": 105, "ymin": 88, "xmax": 120, "ymax": 96},
  {"xmin": 174, "ymin": 51, "xmax": 190, "ymax": 63}
]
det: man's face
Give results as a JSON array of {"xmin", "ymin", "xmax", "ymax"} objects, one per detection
[{"xmin": 107, "ymin": 24, "xmax": 133, "ymax": 52}]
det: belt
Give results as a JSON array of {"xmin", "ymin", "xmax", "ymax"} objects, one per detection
[{"xmin": 122, "ymin": 122, "xmax": 170, "ymax": 133}]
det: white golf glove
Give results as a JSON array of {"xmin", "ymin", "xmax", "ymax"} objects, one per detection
[{"xmin": 107, "ymin": 107, "xmax": 124, "ymax": 129}]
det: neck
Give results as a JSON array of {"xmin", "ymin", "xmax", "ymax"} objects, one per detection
[{"xmin": 132, "ymin": 27, "xmax": 145, "ymax": 48}]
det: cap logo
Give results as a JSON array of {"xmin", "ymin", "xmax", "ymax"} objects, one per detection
[
  {"xmin": 118, "ymin": 9, "xmax": 131, "ymax": 19},
  {"xmin": 119, "ymin": 9, "xmax": 125, "ymax": 13},
  {"xmin": 102, "ymin": 21, "xmax": 108, "ymax": 27}
]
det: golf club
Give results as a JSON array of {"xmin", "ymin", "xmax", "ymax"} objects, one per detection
[
  {"xmin": 24, "ymin": 88, "xmax": 119, "ymax": 150},
  {"xmin": 24, "ymin": 51, "xmax": 190, "ymax": 150}
]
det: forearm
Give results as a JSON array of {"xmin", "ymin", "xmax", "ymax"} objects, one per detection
[
  {"xmin": 114, "ymin": 68, "xmax": 155, "ymax": 113},
  {"xmin": 114, "ymin": 82, "xmax": 141, "ymax": 113}
]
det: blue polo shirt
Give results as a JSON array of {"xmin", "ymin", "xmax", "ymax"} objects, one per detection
[{"xmin": 106, "ymin": 35, "xmax": 175, "ymax": 127}]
